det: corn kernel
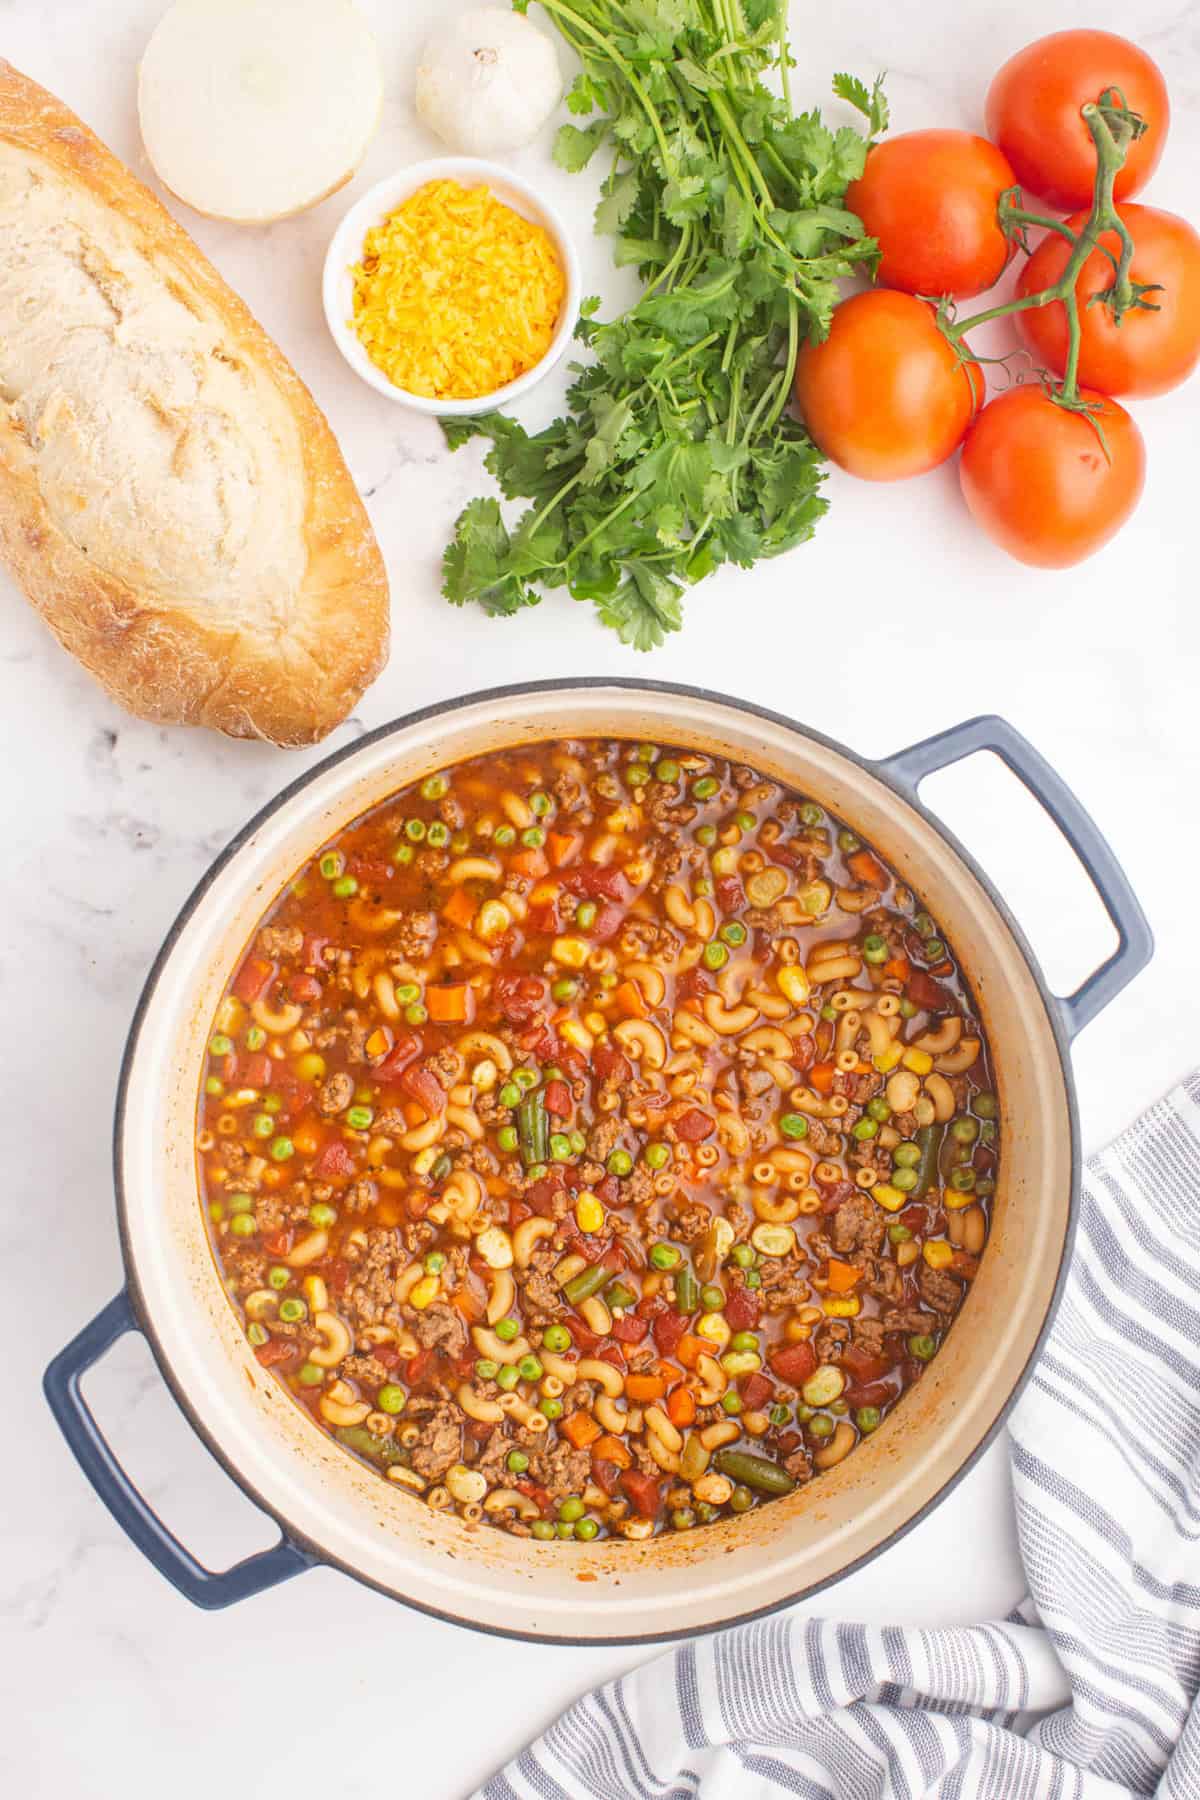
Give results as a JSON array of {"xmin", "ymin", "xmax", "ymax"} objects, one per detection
[
  {"xmin": 943, "ymin": 1185, "xmax": 975, "ymax": 1210},
  {"xmin": 584, "ymin": 1011, "xmax": 608, "ymax": 1036},
  {"xmin": 552, "ymin": 936, "xmax": 590, "ymax": 969},
  {"xmin": 924, "ymin": 1240, "xmax": 954, "ymax": 1270},
  {"xmin": 471, "ymin": 1058, "xmax": 498, "ymax": 1092},
  {"xmin": 560, "ymin": 1018, "xmax": 595, "ymax": 1053},
  {"xmin": 575, "ymin": 1192, "xmax": 605, "ymax": 1234},
  {"xmin": 696, "ymin": 1311, "xmax": 731, "ymax": 1348},
  {"xmin": 624, "ymin": 860, "xmax": 652, "ymax": 885},
  {"xmin": 822, "ymin": 1294, "xmax": 861, "ymax": 1317},
  {"xmin": 411, "ymin": 1147, "xmax": 439, "ymax": 1177},
  {"xmin": 476, "ymin": 899, "xmax": 512, "ymax": 941},
  {"xmin": 901, "ymin": 1047, "xmax": 933, "ymax": 1075},
  {"xmin": 896, "ymin": 1241, "xmax": 920, "ymax": 1267},
  {"xmin": 873, "ymin": 1044, "xmax": 903, "ymax": 1073},
  {"xmin": 776, "ymin": 965, "xmax": 810, "ymax": 1007},
  {"xmin": 409, "ymin": 1275, "xmax": 440, "ymax": 1310},
  {"xmin": 871, "ymin": 1184, "xmax": 907, "ymax": 1212}
]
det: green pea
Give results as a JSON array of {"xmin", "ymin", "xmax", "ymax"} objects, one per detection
[
  {"xmin": 555, "ymin": 1520, "xmax": 576, "ymax": 1539},
  {"xmin": 893, "ymin": 1142, "xmax": 921, "ymax": 1167},
  {"xmin": 743, "ymin": 1266, "xmax": 761, "ymax": 1289},
  {"xmin": 494, "ymin": 825, "xmax": 516, "ymax": 847},
  {"xmin": 376, "ymin": 1384, "xmax": 406, "ymax": 1415},
  {"xmin": 430, "ymin": 1154, "xmax": 452, "ymax": 1183},
  {"xmin": 700, "ymin": 1284, "xmax": 724, "ymax": 1312},
  {"xmin": 230, "ymin": 1213, "xmax": 257, "ymax": 1238},
  {"xmin": 263, "ymin": 1095, "xmax": 283, "ymax": 1116},
  {"xmin": 514, "ymin": 1067, "xmax": 539, "ymax": 1091},
  {"xmin": 404, "ymin": 819, "xmax": 426, "ymax": 842},
  {"xmin": 974, "ymin": 1091, "xmax": 998, "ymax": 1119},
  {"xmin": 530, "ymin": 791, "xmax": 552, "ymax": 818},
  {"xmin": 976, "ymin": 1176, "xmax": 996, "ymax": 1197},
  {"xmin": 507, "ymin": 1449, "xmax": 529, "ymax": 1474},
  {"xmin": 729, "ymin": 1484, "xmax": 754, "ymax": 1513},
  {"xmin": 269, "ymin": 1137, "xmax": 295, "ymax": 1162},
  {"xmin": 426, "ymin": 822, "xmax": 450, "ymax": 848},
  {"xmin": 694, "ymin": 877, "xmax": 714, "ymax": 897},
  {"xmin": 424, "ymin": 1250, "xmax": 446, "ymax": 1274},
  {"xmin": 319, "ymin": 851, "xmax": 343, "ymax": 880},
  {"xmin": 799, "ymin": 803, "xmax": 823, "ymax": 826},
  {"xmin": 521, "ymin": 826, "xmax": 545, "ymax": 849},
  {"xmin": 267, "ymin": 1266, "xmax": 289, "ymax": 1290},
  {"xmin": 526, "ymin": 1164, "xmax": 548, "ymax": 1182},
  {"xmin": 654, "ymin": 760, "xmax": 680, "ymax": 783},
  {"xmin": 395, "ymin": 983, "xmax": 420, "ymax": 1005},
  {"xmin": 542, "ymin": 1324, "xmax": 572, "ymax": 1353},
  {"xmin": 625, "ymin": 764, "xmax": 651, "ymax": 789},
  {"xmin": 575, "ymin": 1516, "xmax": 599, "ymax": 1541},
  {"xmin": 246, "ymin": 1323, "xmax": 268, "ymax": 1346},
  {"xmin": 820, "ymin": 1004, "xmax": 838, "ymax": 1023},
  {"xmin": 421, "ymin": 774, "xmax": 449, "ymax": 800},
  {"xmin": 498, "ymin": 1082, "xmax": 521, "ymax": 1110},
  {"xmin": 924, "ymin": 938, "xmax": 946, "ymax": 962},
  {"xmin": 856, "ymin": 1406, "xmax": 881, "ymax": 1433},
  {"xmin": 951, "ymin": 1115, "xmax": 980, "ymax": 1144},
  {"xmin": 251, "ymin": 1113, "xmax": 274, "ymax": 1139},
  {"xmin": 550, "ymin": 977, "xmax": 578, "ymax": 1003},
  {"xmin": 779, "ymin": 1113, "xmax": 808, "ymax": 1140},
  {"xmin": 891, "ymin": 1166, "xmax": 919, "ymax": 1193},
  {"xmin": 862, "ymin": 934, "xmax": 888, "ymax": 964},
  {"xmin": 404, "ymin": 1003, "xmax": 428, "ymax": 1026},
  {"xmin": 702, "ymin": 942, "xmax": 729, "ymax": 971},
  {"xmin": 794, "ymin": 1404, "xmax": 813, "ymax": 1422},
  {"xmin": 949, "ymin": 1165, "xmax": 976, "ymax": 1191},
  {"xmin": 888, "ymin": 1222, "xmax": 913, "ymax": 1243},
  {"xmin": 734, "ymin": 810, "xmax": 756, "ymax": 833},
  {"xmin": 852, "ymin": 1118, "xmax": 878, "ymax": 1141},
  {"xmin": 671, "ymin": 1507, "xmax": 696, "ymax": 1531},
  {"xmin": 694, "ymin": 1501, "xmax": 718, "ymax": 1524},
  {"xmin": 208, "ymin": 1201, "xmax": 225, "ymax": 1223},
  {"xmin": 298, "ymin": 1362, "xmax": 324, "ymax": 1387},
  {"xmin": 908, "ymin": 1334, "xmax": 937, "ymax": 1362},
  {"xmin": 808, "ymin": 1413, "xmax": 835, "ymax": 1439},
  {"xmin": 530, "ymin": 1519, "xmax": 555, "ymax": 1541},
  {"xmin": 332, "ymin": 876, "xmax": 358, "ymax": 899},
  {"xmin": 569, "ymin": 1131, "xmax": 587, "ymax": 1155},
  {"xmin": 730, "ymin": 1331, "xmax": 758, "ymax": 1353},
  {"xmin": 575, "ymin": 900, "xmax": 598, "ymax": 929},
  {"xmin": 696, "ymin": 824, "xmax": 717, "ymax": 847},
  {"xmin": 769, "ymin": 1402, "xmax": 791, "ymax": 1427},
  {"xmin": 209, "ymin": 1033, "xmax": 233, "ymax": 1057},
  {"xmin": 227, "ymin": 1192, "xmax": 254, "ymax": 1214},
  {"xmin": 346, "ymin": 1105, "xmax": 374, "ymax": 1131},
  {"xmin": 899, "ymin": 998, "xmax": 918, "ymax": 1019},
  {"xmin": 495, "ymin": 1364, "xmax": 521, "ymax": 1391},
  {"xmin": 476, "ymin": 1359, "xmax": 500, "ymax": 1381},
  {"xmin": 607, "ymin": 1149, "xmax": 633, "ymax": 1178},
  {"xmin": 731, "ymin": 1244, "xmax": 756, "ymax": 1269},
  {"xmin": 540, "ymin": 1397, "xmax": 563, "ymax": 1421},
  {"xmin": 867, "ymin": 1096, "xmax": 891, "ymax": 1122},
  {"xmin": 837, "ymin": 830, "xmax": 860, "ymax": 852},
  {"xmin": 518, "ymin": 1355, "xmax": 543, "ymax": 1381},
  {"xmin": 278, "ymin": 1298, "xmax": 306, "ymax": 1323},
  {"xmin": 644, "ymin": 1143, "xmax": 670, "ymax": 1170},
  {"xmin": 550, "ymin": 1133, "xmax": 572, "ymax": 1161},
  {"xmin": 392, "ymin": 843, "xmax": 414, "ymax": 866},
  {"xmin": 650, "ymin": 1243, "xmax": 681, "ymax": 1270},
  {"xmin": 495, "ymin": 1317, "xmax": 520, "ymax": 1343},
  {"xmin": 692, "ymin": 776, "xmax": 719, "ymax": 800},
  {"xmin": 558, "ymin": 1495, "xmax": 585, "ymax": 1523},
  {"xmin": 719, "ymin": 920, "xmax": 748, "ymax": 947},
  {"xmin": 721, "ymin": 1392, "xmax": 742, "ymax": 1415}
]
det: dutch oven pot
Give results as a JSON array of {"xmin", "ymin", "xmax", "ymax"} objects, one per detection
[{"xmin": 44, "ymin": 682, "xmax": 1152, "ymax": 1640}]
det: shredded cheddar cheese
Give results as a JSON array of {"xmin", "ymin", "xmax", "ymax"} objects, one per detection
[{"xmin": 350, "ymin": 179, "xmax": 566, "ymax": 401}]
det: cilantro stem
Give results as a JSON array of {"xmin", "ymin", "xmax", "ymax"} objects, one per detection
[{"xmin": 534, "ymin": 0, "xmax": 675, "ymax": 171}]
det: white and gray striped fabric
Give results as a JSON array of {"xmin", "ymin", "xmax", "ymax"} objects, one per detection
[{"xmin": 481, "ymin": 1073, "xmax": 1200, "ymax": 1800}]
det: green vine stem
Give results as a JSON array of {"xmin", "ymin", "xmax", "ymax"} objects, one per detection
[{"xmin": 941, "ymin": 95, "xmax": 1149, "ymax": 414}]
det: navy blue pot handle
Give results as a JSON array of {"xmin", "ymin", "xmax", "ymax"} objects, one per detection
[
  {"xmin": 43, "ymin": 1289, "xmax": 314, "ymax": 1609},
  {"xmin": 877, "ymin": 714, "xmax": 1153, "ymax": 1042}
]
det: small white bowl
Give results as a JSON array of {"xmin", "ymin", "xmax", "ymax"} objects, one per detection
[{"xmin": 322, "ymin": 155, "xmax": 582, "ymax": 416}]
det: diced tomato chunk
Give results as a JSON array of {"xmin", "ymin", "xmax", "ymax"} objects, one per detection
[
  {"xmin": 543, "ymin": 1080, "xmax": 571, "ymax": 1119},
  {"xmin": 374, "ymin": 1344, "xmax": 401, "ymax": 1371},
  {"xmin": 254, "ymin": 1339, "xmax": 297, "ymax": 1368},
  {"xmin": 313, "ymin": 1140, "xmax": 356, "ymax": 1181},
  {"xmin": 261, "ymin": 1229, "xmax": 294, "ymax": 1257},
  {"xmin": 525, "ymin": 1171, "xmax": 565, "ymax": 1217},
  {"xmin": 619, "ymin": 1470, "xmax": 664, "ymax": 1518},
  {"xmin": 789, "ymin": 1033, "xmax": 816, "ymax": 1071},
  {"xmin": 651, "ymin": 1310, "xmax": 688, "ymax": 1357},
  {"xmin": 289, "ymin": 973, "xmax": 322, "ymax": 1004},
  {"xmin": 715, "ymin": 876, "xmax": 744, "ymax": 914},
  {"xmin": 373, "ymin": 1032, "xmax": 422, "ymax": 1078},
  {"xmin": 740, "ymin": 1371, "xmax": 774, "ymax": 1412},
  {"xmin": 563, "ymin": 865, "xmax": 626, "ymax": 901},
  {"xmin": 610, "ymin": 1313, "xmax": 649, "ymax": 1344},
  {"xmin": 242, "ymin": 1052, "xmax": 272, "ymax": 1089},
  {"xmin": 906, "ymin": 969, "xmax": 951, "ymax": 1013},
  {"xmin": 841, "ymin": 1344, "xmax": 894, "ymax": 1384},
  {"xmin": 844, "ymin": 1378, "xmax": 895, "ymax": 1409},
  {"xmin": 302, "ymin": 934, "xmax": 330, "ymax": 968},
  {"xmin": 675, "ymin": 967, "xmax": 711, "ymax": 1000},
  {"xmin": 596, "ymin": 1341, "xmax": 626, "ymax": 1369},
  {"xmin": 526, "ymin": 901, "xmax": 560, "ymax": 937},
  {"xmin": 675, "ymin": 1108, "xmax": 715, "ymax": 1143},
  {"xmin": 399, "ymin": 1063, "xmax": 446, "ymax": 1116},
  {"xmin": 493, "ymin": 972, "xmax": 546, "ymax": 1024},
  {"xmin": 508, "ymin": 1198, "xmax": 533, "ymax": 1228},
  {"xmin": 589, "ymin": 901, "xmax": 625, "ymax": 942},
  {"xmin": 724, "ymin": 1283, "xmax": 760, "ymax": 1331},
  {"xmin": 769, "ymin": 1340, "xmax": 818, "ymax": 1385},
  {"xmin": 232, "ymin": 958, "xmax": 274, "ymax": 1003},
  {"xmin": 592, "ymin": 1042, "xmax": 631, "ymax": 1083},
  {"xmin": 591, "ymin": 1457, "xmax": 623, "ymax": 1497}
]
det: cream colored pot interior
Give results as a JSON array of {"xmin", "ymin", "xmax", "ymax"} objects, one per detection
[{"xmin": 120, "ymin": 687, "xmax": 1072, "ymax": 1640}]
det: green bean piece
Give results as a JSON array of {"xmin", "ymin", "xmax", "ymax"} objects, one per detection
[
  {"xmin": 516, "ymin": 1091, "xmax": 549, "ymax": 1168},
  {"xmin": 713, "ymin": 1448, "xmax": 797, "ymax": 1496},
  {"xmin": 563, "ymin": 1260, "xmax": 612, "ymax": 1307},
  {"xmin": 335, "ymin": 1425, "xmax": 406, "ymax": 1465},
  {"xmin": 912, "ymin": 1122, "xmax": 945, "ymax": 1199},
  {"xmin": 674, "ymin": 1265, "xmax": 700, "ymax": 1315}
]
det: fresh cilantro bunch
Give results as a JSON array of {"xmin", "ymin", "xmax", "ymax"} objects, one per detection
[{"xmin": 441, "ymin": 0, "xmax": 886, "ymax": 649}]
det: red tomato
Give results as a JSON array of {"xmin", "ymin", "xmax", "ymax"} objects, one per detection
[
  {"xmin": 1017, "ymin": 205, "xmax": 1200, "ymax": 398},
  {"xmin": 846, "ymin": 131, "xmax": 1016, "ymax": 298},
  {"xmin": 794, "ymin": 292, "xmax": 982, "ymax": 482},
  {"xmin": 985, "ymin": 30, "xmax": 1169, "ymax": 211},
  {"xmin": 960, "ymin": 386, "xmax": 1146, "ymax": 567},
  {"xmin": 768, "ymin": 1340, "xmax": 817, "ymax": 1386}
]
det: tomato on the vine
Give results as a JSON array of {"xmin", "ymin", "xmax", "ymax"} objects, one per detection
[
  {"xmin": 794, "ymin": 291, "xmax": 981, "ymax": 482},
  {"xmin": 959, "ymin": 386, "xmax": 1145, "ymax": 566},
  {"xmin": 985, "ymin": 30, "xmax": 1169, "ymax": 211},
  {"xmin": 1016, "ymin": 205, "xmax": 1200, "ymax": 398},
  {"xmin": 845, "ymin": 130, "xmax": 1017, "ymax": 299}
]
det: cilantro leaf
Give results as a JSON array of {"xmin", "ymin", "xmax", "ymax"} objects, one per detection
[
  {"xmin": 441, "ymin": 500, "xmax": 540, "ymax": 617},
  {"xmin": 593, "ymin": 565, "xmax": 684, "ymax": 650},
  {"xmin": 833, "ymin": 71, "xmax": 890, "ymax": 138}
]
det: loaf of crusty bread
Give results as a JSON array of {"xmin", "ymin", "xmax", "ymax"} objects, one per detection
[{"xmin": 0, "ymin": 62, "xmax": 389, "ymax": 746}]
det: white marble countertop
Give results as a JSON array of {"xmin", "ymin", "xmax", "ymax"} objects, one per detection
[{"xmin": 2, "ymin": 0, "xmax": 1196, "ymax": 1794}]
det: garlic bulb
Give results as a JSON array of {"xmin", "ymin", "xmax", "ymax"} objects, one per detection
[{"xmin": 415, "ymin": 8, "xmax": 562, "ymax": 156}]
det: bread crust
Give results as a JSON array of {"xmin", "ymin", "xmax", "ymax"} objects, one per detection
[{"xmin": 0, "ymin": 60, "xmax": 389, "ymax": 747}]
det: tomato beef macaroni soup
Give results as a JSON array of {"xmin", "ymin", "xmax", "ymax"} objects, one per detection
[{"xmin": 196, "ymin": 741, "xmax": 998, "ymax": 1542}]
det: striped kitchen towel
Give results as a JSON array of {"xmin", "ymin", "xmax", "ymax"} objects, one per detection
[{"xmin": 481, "ymin": 1073, "xmax": 1200, "ymax": 1799}]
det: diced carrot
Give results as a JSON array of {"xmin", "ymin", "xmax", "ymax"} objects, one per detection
[
  {"xmin": 592, "ymin": 1433, "xmax": 633, "ymax": 1469},
  {"xmin": 625, "ymin": 1374, "xmax": 667, "ymax": 1403},
  {"xmin": 451, "ymin": 1286, "xmax": 485, "ymax": 1322},
  {"xmin": 427, "ymin": 983, "xmax": 473, "ymax": 1024},
  {"xmin": 293, "ymin": 1121, "xmax": 323, "ymax": 1157},
  {"xmin": 666, "ymin": 1387, "xmax": 696, "ymax": 1429},
  {"xmin": 847, "ymin": 849, "xmax": 888, "ymax": 889},
  {"xmin": 652, "ymin": 1358, "xmax": 680, "ymax": 1386},
  {"xmin": 809, "ymin": 1061, "xmax": 836, "ymax": 1095},
  {"xmin": 547, "ymin": 831, "xmax": 581, "ymax": 868},
  {"xmin": 441, "ymin": 888, "xmax": 477, "ymax": 929},
  {"xmin": 560, "ymin": 1410, "xmax": 603, "ymax": 1450},
  {"xmin": 826, "ymin": 1258, "xmax": 863, "ymax": 1294},
  {"xmin": 508, "ymin": 847, "xmax": 548, "ymax": 879},
  {"xmin": 365, "ymin": 1027, "xmax": 391, "ymax": 1059},
  {"xmin": 232, "ymin": 957, "xmax": 274, "ymax": 1003},
  {"xmin": 883, "ymin": 957, "xmax": 910, "ymax": 982},
  {"xmin": 529, "ymin": 879, "xmax": 561, "ymax": 906},
  {"xmin": 674, "ymin": 1333, "xmax": 708, "ymax": 1370},
  {"xmin": 613, "ymin": 980, "xmax": 647, "ymax": 1020},
  {"xmin": 262, "ymin": 1166, "xmax": 285, "ymax": 1189}
]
